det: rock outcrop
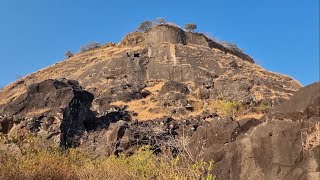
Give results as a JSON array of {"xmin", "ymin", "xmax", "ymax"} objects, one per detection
[
  {"xmin": 189, "ymin": 82, "xmax": 320, "ymax": 179},
  {"xmin": 0, "ymin": 79, "xmax": 96, "ymax": 147}
]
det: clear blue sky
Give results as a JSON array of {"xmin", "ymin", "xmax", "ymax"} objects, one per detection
[{"xmin": 0, "ymin": 0, "xmax": 319, "ymax": 87}]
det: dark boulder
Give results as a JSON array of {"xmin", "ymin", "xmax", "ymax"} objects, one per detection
[
  {"xmin": 99, "ymin": 82, "xmax": 151, "ymax": 102},
  {"xmin": 264, "ymin": 82, "xmax": 320, "ymax": 122},
  {"xmin": 60, "ymin": 89, "xmax": 95, "ymax": 148},
  {"xmin": 0, "ymin": 79, "xmax": 99, "ymax": 148},
  {"xmin": 159, "ymin": 81, "xmax": 190, "ymax": 95}
]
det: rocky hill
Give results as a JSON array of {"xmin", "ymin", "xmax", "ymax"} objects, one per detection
[
  {"xmin": 0, "ymin": 24, "xmax": 301, "ymax": 120},
  {"xmin": 0, "ymin": 24, "xmax": 318, "ymax": 179}
]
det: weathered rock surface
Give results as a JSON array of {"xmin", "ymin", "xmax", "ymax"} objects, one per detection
[
  {"xmin": 189, "ymin": 82, "xmax": 320, "ymax": 180},
  {"xmin": 263, "ymin": 82, "xmax": 320, "ymax": 122},
  {"xmin": 0, "ymin": 79, "xmax": 96, "ymax": 147}
]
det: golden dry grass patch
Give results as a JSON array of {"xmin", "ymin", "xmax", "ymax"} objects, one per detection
[{"xmin": 112, "ymin": 97, "xmax": 169, "ymax": 121}]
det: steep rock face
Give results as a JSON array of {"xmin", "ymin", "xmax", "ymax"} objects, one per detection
[
  {"xmin": 145, "ymin": 25, "xmax": 187, "ymax": 45},
  {"xmin": 189, "ymin": 83, "xmax": 320, "ymax": 180},
  {"xmin": 60, "ymin": 87, "xmax": 95, "ymax": 148}
]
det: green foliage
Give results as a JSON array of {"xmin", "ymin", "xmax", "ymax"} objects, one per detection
[
  {"xmin": 217, "ymin": 100, "xmax": 240, "ymax": 117},
  {"xmin": 185, "ymin": 23, "xmax": 197, "ymax": 32}
]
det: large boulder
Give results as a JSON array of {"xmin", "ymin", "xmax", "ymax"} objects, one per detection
[
  {"xmin": 0, "ymin": 78, "xmax": 84, "ymax": 117},
  {"xmin": 189, "ymin": 82, "xmax": 320, "ymax": 179},
  {"xmin": 60, "ymin": 87, "xmax": 95, "ymax": 148},
  {"xmin": 0, "ymin": 79, "xmax": 96, "ymax": 148},
  {"xmin": 264, "ymin": 82, "xmax": 320, "ymax": 122}
]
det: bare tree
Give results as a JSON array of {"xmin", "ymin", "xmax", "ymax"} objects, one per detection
[
  {"xmin": 185, "ymin": 23, "xmax": 197, "ymax": 32},
  {"xmin": 138, "ymin": 21, "xmax": 154, "ymax": 32},
  {"xmin": 64, "ymin": 51, "xmax": 74, "ymax": 58},
  {"xmin": 16, "ymin": 74, "xmax": 23, "ymax": 80},
  {"xmin": 155, "ymin": 17, "xmax": 167, "ymax": 25}
]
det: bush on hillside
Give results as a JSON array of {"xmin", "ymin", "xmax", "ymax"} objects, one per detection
[
  {"xmin": 64, "ymin": 50, "xmax": 74, "ymax": 58},
  {"xmin": 80, "ymin": 42, "xmax": 101, "ymax": 52},
  {"xmin": 185, "ymin": 23, "xmax": 197, "ymax": 32}
]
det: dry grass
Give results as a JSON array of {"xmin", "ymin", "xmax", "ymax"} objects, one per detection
[
  {"xmin": 112, "ymin": 97, "xmax": 169, "ymax": 121},
  {"xmin": 112, "ymin": 82, "xmax": 169, "ymax": 121},
  {"xmin": 112, "ymin": 80, "xmax": 267, "ymax": 121},
  {"xmin": 0, "ymin": 144, "xmax": 215, "ymax": 180},
  {"xmin": 204, "ymin": 100, "xmax": 239, "ymax": 118}
]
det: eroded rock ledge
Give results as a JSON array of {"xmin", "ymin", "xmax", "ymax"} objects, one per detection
[{"xmin": 120, "ymin": 24, "xmax": 254, "ymax": 63}]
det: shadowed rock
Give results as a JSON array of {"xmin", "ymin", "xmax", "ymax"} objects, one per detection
[{"xmin": 60, "ymin": 87, "xmax": 95, "ymax": 148}]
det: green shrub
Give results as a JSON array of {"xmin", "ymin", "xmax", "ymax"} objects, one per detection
[{"xmin": 216, "ymin": 100, "xmax": 240, "ymax": 117}]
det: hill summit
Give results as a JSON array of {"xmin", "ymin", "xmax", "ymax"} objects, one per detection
[{"xmin": 0, "ymin": 24, "xmax": 301, "ymax": 120}]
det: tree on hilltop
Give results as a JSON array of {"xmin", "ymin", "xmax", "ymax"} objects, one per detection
[
  {"xmin": 185, "ymin": 23, "xmax": 197, "ymax": 32},
  {"xmin": 138, "ymin": 21, "xmax": 154, "ymax": 32}
]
